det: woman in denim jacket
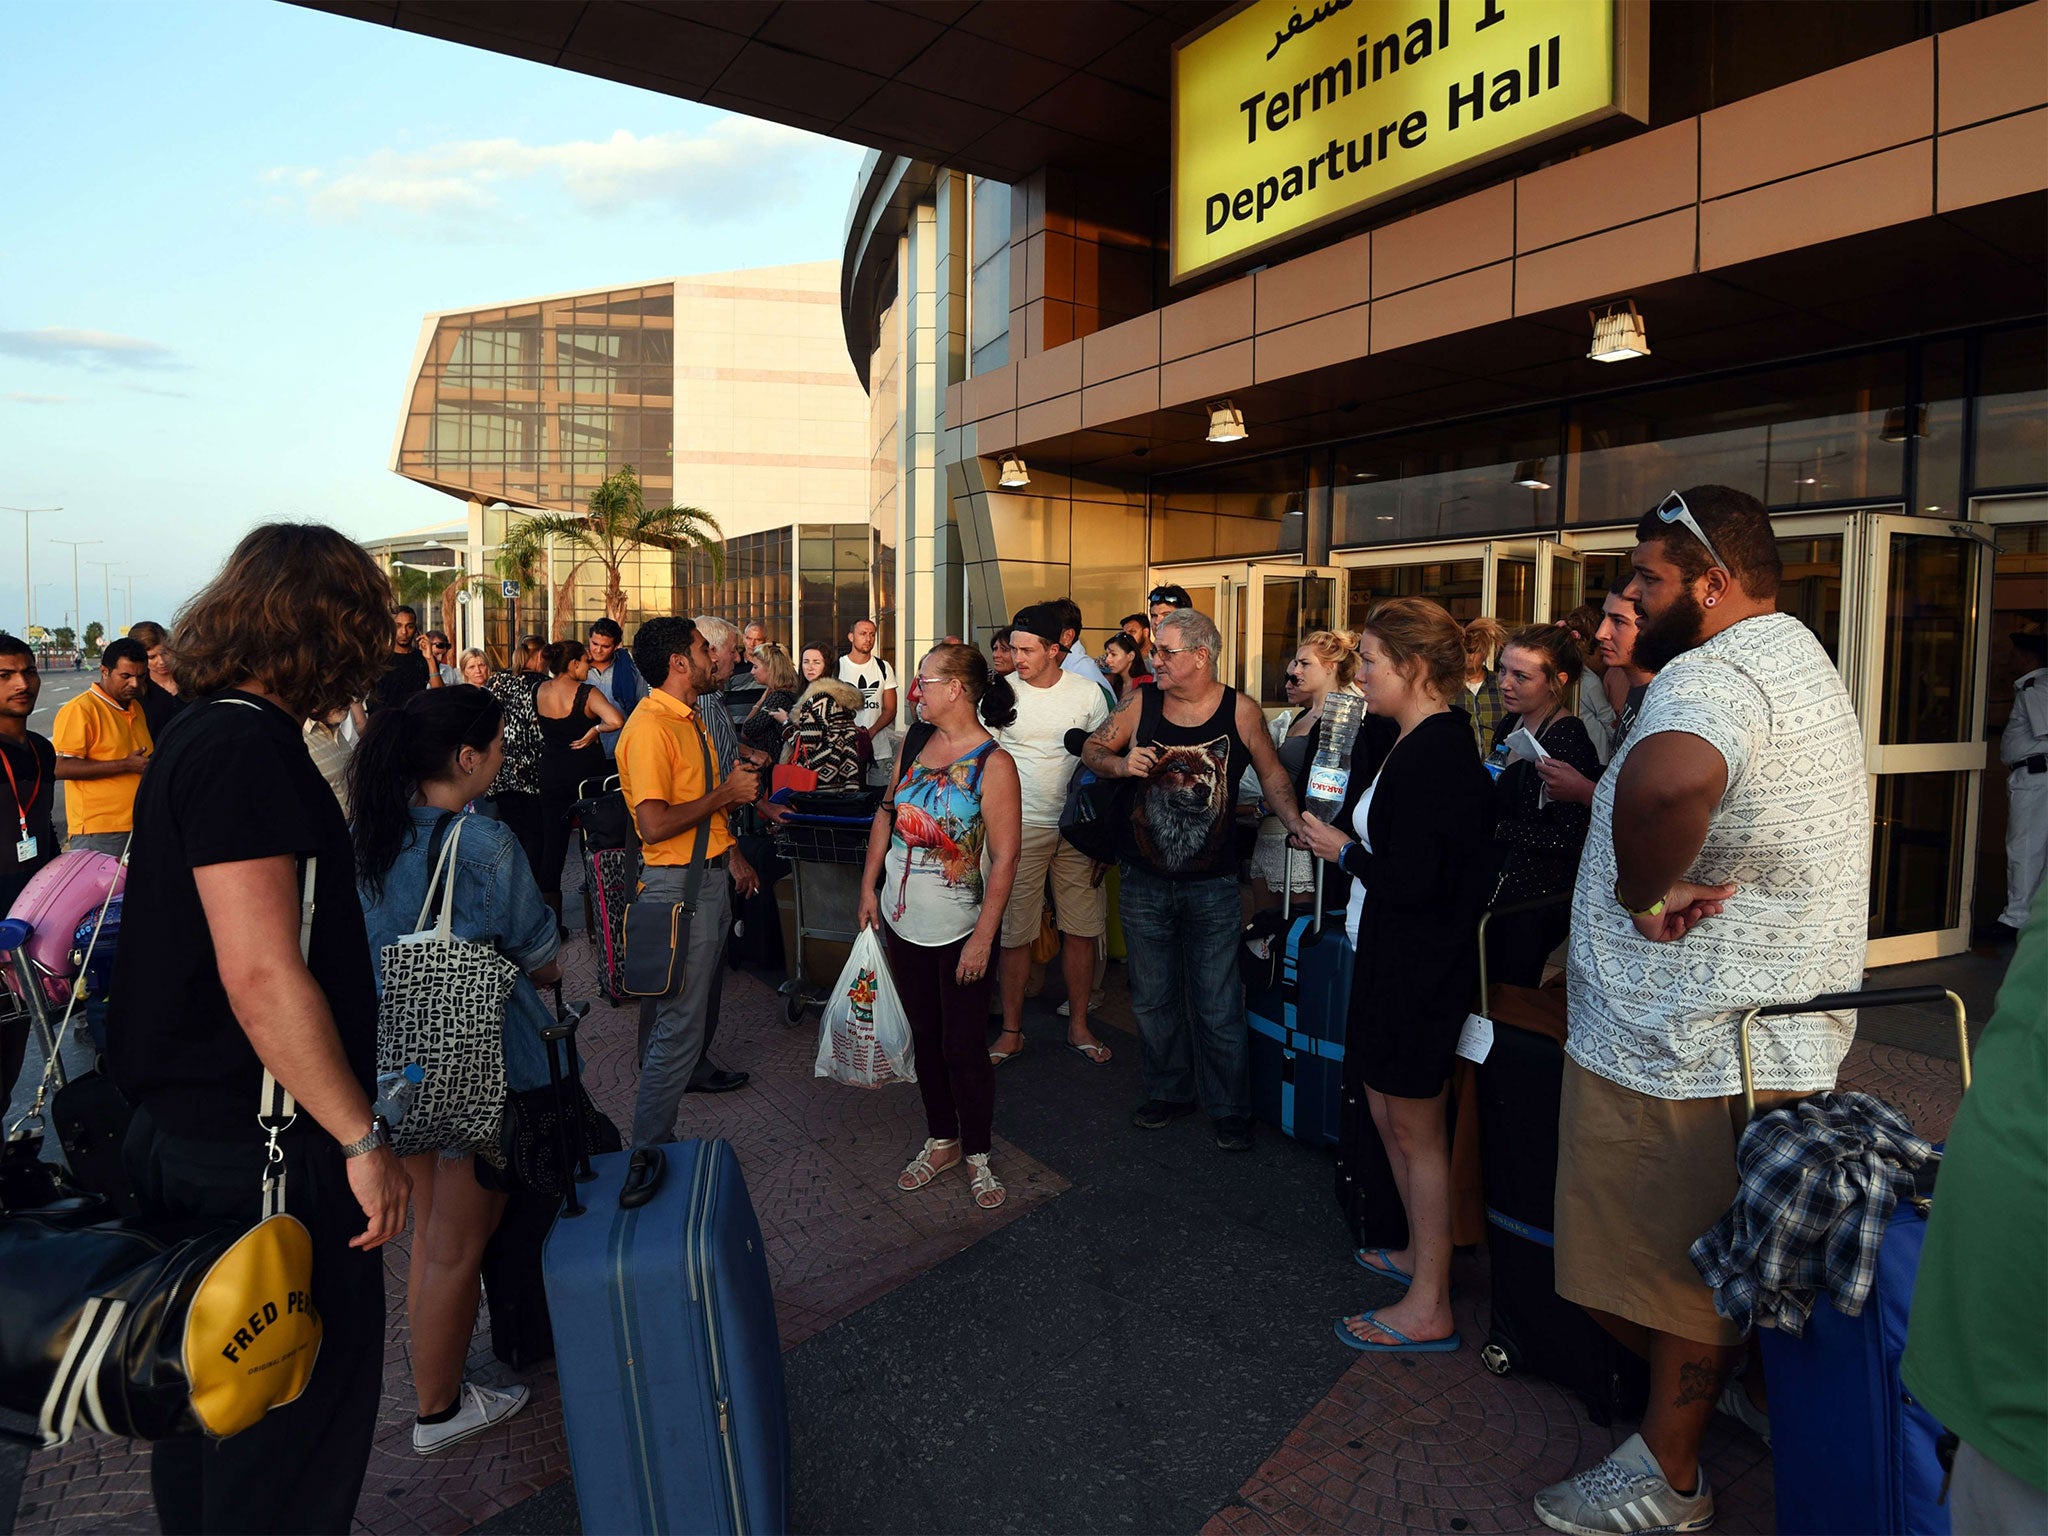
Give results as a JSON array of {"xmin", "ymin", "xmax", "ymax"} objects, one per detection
[{"xmin": 351, "ymin": 685, "xmax": 559, "ymax": 1455}]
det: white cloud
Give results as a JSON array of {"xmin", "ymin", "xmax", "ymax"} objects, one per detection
[
  {"xmin": 3, "ymin": 392, "xmax": 72, "ymax": 405},
  {"xmin": 262, "ymin": 120, "xmax": 848, "ymax": 229},
  {"xmin": 0, "ymin": 328, "xmax": 183, "ymax": 372}
]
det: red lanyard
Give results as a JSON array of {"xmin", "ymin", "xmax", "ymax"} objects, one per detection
[{"xmin": 0, "ymin": 742, "xmax": 39, "ymax": 836}]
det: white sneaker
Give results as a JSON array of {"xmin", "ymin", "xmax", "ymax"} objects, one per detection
[
  {"xmin": 1716, "ymin": 1378, "xmax": 1771, "ymax": 1447},
  {"xmin": 412, "ymin": 1381, "xmax": 531, "ymax": 1455},
  {"xmin": 1533, "ymin": 1433, "xmax": 1714, "ymax": 1535}
]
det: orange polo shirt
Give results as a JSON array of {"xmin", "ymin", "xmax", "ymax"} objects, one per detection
[
  {"xmin": 615, "ymin": 686, "xmax": 732, "ymax": 864},
  {"xmin": 52, "ymin": 684, "xmax": 152, "ymax": 835}
]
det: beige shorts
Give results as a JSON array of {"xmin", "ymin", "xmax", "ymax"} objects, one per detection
[
  {"xmin": 1554, "ymin": 1058, "xmax": 1804, "ymax": 1347},
  {"xmin": 999, "ymin": 824, "xmax": 1107, "ymax": 948}
]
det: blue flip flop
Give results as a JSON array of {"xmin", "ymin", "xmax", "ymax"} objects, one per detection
[
  {"xmin": 1353, "ymin": 1247, "xmax": 1413, "ymax": 1286},
  {"xmin": 1333, "ymin": 1311, "xmax": 1461, "ymax": 1354}
]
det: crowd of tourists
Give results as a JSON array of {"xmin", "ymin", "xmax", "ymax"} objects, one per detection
[{"xmin": 5, "ymin": 481, "xmax": 2037, "ymax": 1536}]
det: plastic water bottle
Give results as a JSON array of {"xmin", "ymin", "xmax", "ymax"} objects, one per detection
[
  {"xmin": 373, "ymin": 1063, "xmax": 425, "ymax": 1126},
  {"xmin": 1303, "ymin": 692, "xmax": 1365, "ymax": 823}
]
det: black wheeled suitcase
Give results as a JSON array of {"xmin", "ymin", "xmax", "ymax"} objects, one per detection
[{"xmin": 1471, "ymin": 897, "xmax": 1648, "ymax": 1424}]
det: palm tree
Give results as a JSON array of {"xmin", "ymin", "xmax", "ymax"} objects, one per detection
[
  {"xmin": 389, "ymin": 562, "xmax": 470, "ymax": 642},
  {"xmin": 495, "ymin": 466, "xmax": 720, "ymax": 629}
]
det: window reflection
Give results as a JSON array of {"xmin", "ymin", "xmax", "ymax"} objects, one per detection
[
  {"xmin": 1571, "ymin": 352, "xmax": 1907, "ymax": 521},
  {"xmin": 1777, "ymin": 535, "xmax": 1844, "ymax": 665},
  {"xmin": 1879, "ymin": 533, "xmax": 1978, "ymax": 745},
  {"xmin": 1975, "ymin": 326, "xmax": 2048, "ymax": 490},
  {"xmin": 1333, "ymin": 413, "xmax": 1558, "ymax": 546},
  {"xmin": 1152, "ymin": 455, "xmax": 1306, "ymax": 563},
  {"xmin": 1347, "ymin": 559, "xmax": 1485, "ymax": 628},
  {"xmin": 1870, "ymin": 772, "xmax": 1965, "ymax": 938}
]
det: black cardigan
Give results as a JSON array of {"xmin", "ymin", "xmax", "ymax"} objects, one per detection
[{"xmin": 1318, "ymin": 709, "xmax": 1497, "ymax": 1041}]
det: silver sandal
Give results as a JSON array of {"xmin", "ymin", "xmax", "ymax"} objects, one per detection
[
  {"xmin": 966, "ymin": 1152, "xmax": 1006, "ymax": 1209},
  {"xmin": 897, "ymin": 1138, "xmax": 960, "ymax": 1191}
]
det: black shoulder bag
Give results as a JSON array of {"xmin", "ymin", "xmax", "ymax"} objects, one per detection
[{"xmin": 1057, "ymin": 685, "xmax": 1161, "ymax": 865}]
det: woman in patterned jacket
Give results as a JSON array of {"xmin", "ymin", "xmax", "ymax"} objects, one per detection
[
  {"xmin": 786, "ymin": 676, "xmax": 868, "ymax": 793},
  {"xmin": 351, "ymin": 686, "xmax": 561, "ymax": 1455}
]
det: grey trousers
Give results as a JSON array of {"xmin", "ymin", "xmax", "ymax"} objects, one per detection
[
  {"xmin": 630, "ymin": 862, "xmax": 733, "ymax": 1145},
  {"xmin": 1952, "ymin": 1440, "xmax": 2048, "ymax": 1535},
  {"xmin": 67, "ymin": 831, "xmax": 129, "ymax": 858}
]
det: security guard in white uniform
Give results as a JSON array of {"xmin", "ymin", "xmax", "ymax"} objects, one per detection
[{"xmin": 2000, "ymin": 630, "xmax": 2048, "ymax": 933}]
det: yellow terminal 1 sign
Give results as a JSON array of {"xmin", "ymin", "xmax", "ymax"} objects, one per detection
[{"xmin": 1172, "ymin": 0, "xmax": 1647, "ymax": 284}]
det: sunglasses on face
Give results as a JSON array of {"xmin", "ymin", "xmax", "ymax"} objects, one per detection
[{"xmin": 1654, "ymin": 490, "xmax": 1729, "ymax": 575}]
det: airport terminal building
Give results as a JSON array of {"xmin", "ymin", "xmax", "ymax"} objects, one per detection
[{"xmin": 328, "ymin": 0, "xmax": 2048, "ymax": 963}]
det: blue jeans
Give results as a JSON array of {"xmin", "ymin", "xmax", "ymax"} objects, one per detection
[
  {"xmin": 1117, "ymin": 866, "xmax": 1249, "ymax": 1120},
  {"xmin": 630, "ymin": 861, "xmax": 733, "ymax": 1144}
]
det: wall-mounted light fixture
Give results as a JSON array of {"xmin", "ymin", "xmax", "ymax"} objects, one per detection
[
  {"xmin": 1588, "ymin": 300, "xmax": 1650, "ymax": 362},
  {"xmin": 1206, "ymin": 400, "xmax": 1248, "ymax": 443},
  {"xmin": 1512, "ymin": 459, "xmax": 1552, "ymax": 489},
  {"xmin": 998, "ymin": 454, "xmax": 1029, "ymax": 488},
  {"xmin": 1880, "ymin": 405, "xmax": 1928, "ymax": 443}
]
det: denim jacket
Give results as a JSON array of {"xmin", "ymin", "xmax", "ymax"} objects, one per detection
[{"xmin": 359, "ymin": 807, "xmax": 558, "ymax": 1093}]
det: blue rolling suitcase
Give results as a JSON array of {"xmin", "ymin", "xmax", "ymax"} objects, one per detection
[
  {"xmin": 1246, "ymin": 896, "xmax": 1352, "ymax": 1148},
  {"xmin": 543, "ymin": 1140, "xmax": 789, "ymax": 1535},
  {"xmin": 1739, "ymin": 987, "xmax": 1970, "ymax": 1536}
]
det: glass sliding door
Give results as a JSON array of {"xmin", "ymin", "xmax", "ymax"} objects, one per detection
[{"xmin": 1148, "ymin": 561, "xmax": 1345, "ymax": 708}]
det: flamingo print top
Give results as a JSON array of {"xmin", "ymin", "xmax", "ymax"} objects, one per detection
[{"xmin": 881, "ymin": 740, "xmax": 998, "ymax": 947}]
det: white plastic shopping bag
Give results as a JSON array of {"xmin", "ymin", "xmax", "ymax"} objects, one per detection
[{"xmin": 814, "ymin": 926, "xmax": 917, "ymax": 1087}]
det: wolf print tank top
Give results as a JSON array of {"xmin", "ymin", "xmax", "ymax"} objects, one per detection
[{"xmin": 1120, "ymin": 684, "xmax": 1255, "ymax": 881}]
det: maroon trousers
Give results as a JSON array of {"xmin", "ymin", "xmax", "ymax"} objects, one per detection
[{"xmin": 883, "ymin": 924, "xmax": 996, "ymax": 1157}]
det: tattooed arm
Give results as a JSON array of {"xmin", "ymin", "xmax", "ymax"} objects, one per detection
[{"xmin": 1081, "ymin": 687, "xmax": 1157, "ymax": 779}]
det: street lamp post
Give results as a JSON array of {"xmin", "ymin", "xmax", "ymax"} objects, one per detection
[
  {"xmin": 0, "ymin": 505, "xmax": 59, "ymax": 633},
  {"xmin": 87, "ymin": 560, "xmax": 122, "ymax": 647},
  {"xmin": 52, "ymin": 539, "xmax": 99, "ymax": 656}
]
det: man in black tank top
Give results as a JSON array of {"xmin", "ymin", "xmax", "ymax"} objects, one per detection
[{"xmin": 1082, "ymin": 609, "xmax": 1308, "ymax": 1150}]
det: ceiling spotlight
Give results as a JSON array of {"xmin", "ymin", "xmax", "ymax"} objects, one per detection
[
  {"xmin": 1205, "ymin": 400, "xmax": 1248, "ymax": 443},
  {"xmin": 1512, "ymin": 459, "xmax": 1552, "ymax": 490},
  {"xmin": 998, "ymin": 454, "xmax": 1029, "ymax": 488},
  {"xmin": 1881, "ymin": 405, "xmax": 1928, "ymax": 443},
  {"xmin": 1588, "ymin": 300, "xmax": 1650, "ymax": 363}
]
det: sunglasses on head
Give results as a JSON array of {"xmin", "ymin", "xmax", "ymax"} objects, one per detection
[
  {"xmin": 1654, "ymin": 490, "xmax": 1729, "ymax": 575},
  {"xmin": 1147, "ymin": 589, "xmax": 1190, "ymax": 608}
]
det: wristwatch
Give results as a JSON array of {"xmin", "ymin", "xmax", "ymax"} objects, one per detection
[
  {"xmin": 339, "ymin": 1116, "xmax": 391, "ymax": 1159},
  {"xmin": 1614, "ymin": 882, "xmax": 1666, "ymax": 920}
]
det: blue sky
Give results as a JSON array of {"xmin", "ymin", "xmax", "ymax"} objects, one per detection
[{"xmin": 0, "ymin": 0, "xmax": 865, "ymax": 637}]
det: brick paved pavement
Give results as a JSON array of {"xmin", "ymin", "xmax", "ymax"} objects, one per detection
[{"xmin": 13, "ymin": 876, "xmax": 1066, "ymax": 1536}]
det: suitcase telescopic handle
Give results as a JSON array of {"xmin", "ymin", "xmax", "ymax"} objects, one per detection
[
  {"xmin": 1737, "ymin": 987, "xmax": 1971, "ymax": 1121},
  {"xmin": 1475, "ymin": 892, "xmax": 1573, "ymax": 1014}
]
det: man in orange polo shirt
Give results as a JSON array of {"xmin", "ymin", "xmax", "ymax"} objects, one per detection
[
  {"xmin": 616, "ymin": 617, "xmax": 761, "ymax": 1144},
  {"xmin": 53, "ymin": 635, "xmax": 153, "ymax": 855}
]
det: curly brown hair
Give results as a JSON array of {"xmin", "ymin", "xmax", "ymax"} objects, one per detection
[{"xmin": 170, "ymin": 523, "xmax": 394, "ymax": 718}]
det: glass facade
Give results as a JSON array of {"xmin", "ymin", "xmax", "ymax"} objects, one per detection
[
  {"xmin": 1148, "ymin": 328, "xmax": 2048, "ymax": 565},
  {"xmin": 671, "ymin": 523, "xmax": 870, "ymax": 656},
  {"xmin": 800, "ymin": 525, "xmax": 874, "ymax": 657},
  {"xmin": 399, "ymin": 283, "xmax": 676, "ymax": 512}
]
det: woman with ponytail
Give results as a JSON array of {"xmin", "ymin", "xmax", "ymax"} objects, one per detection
[
  {"xmin": 350, "ymin": 685, "xmax": 561, "ymax": 1455},
  {"xmin": 857, "ymin": 643, "xmax": 1021, "ymax": 1210},
  {"xmin": 1297, "ymin": 599, "xmax": 1495, "ymax": 1355}
]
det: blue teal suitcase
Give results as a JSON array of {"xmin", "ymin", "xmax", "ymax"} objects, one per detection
[
  {"xmin": 1739, "ymin": 987, "xmax": 1968, "ymax": 1536},
  {"xmin": 542, "ymin": 1140, "xmax": 789, "ymax": 1535},
  {"xmin": 1246, "ymin": 908, "xmax": 1352, "ymax": 1147}
]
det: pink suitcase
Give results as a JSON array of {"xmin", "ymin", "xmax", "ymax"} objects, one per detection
[{"xmin": 5, "ymin": 850, "xmax": 125, "ymax": 1007}]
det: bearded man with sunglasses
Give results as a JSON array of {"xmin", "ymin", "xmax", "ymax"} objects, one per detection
[{"xmin": 1535, "ymin": 484, "xmax": 1869, "ymax": 1536}]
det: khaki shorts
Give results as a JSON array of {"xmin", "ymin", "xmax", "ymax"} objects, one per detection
[
  {"xmin": 999, "ymin": 824, "xmax": 1107, "ymax": 948},
  {"xmin": 1554, "ymin": 1058, "xmax": 1803, "ymax": 1347}
]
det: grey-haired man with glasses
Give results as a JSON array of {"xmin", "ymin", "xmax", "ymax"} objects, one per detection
[{"xmin": 1535, "ymin": 484, "xmax": 1869, "ymax": 1536}]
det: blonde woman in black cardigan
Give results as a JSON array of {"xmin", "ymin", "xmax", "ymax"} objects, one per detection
[{"xmin": 1299, "ymin": 598, "xmax": 1496, "ymax": 1354}]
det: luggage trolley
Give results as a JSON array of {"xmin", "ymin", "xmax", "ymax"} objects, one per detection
[{"xmin": 771, "ymin": 793, "xmax": 878, "ymax": 1024}]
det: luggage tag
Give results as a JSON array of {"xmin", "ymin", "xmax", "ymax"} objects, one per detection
[{"xmin": 1454, "ymin": 1012, "xmax": 1495, "ymax": 1064}]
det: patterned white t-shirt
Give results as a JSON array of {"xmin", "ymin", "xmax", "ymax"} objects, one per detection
[{"xmin": 1567, "ymin": 613, "xmax": 1870, "ymax": 1100}]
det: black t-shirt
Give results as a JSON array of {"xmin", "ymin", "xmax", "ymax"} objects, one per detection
[
  {"xmin": 0, "ymin": 730, "xmax": 58, "ymax": 912},
  {"xmin": 372, "ymin": 648, "xmax": 428, "ymax": 711},
  {"xmin": 106, "ymin": 691, "xmax": 377, "ymax": 1139},
  {"xmin": 139, "ymin": 680, "xmax": 186, "ymax": 742}
]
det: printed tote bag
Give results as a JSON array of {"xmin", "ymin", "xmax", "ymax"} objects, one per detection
[{"xmin": 375, "ymin": 818, "xmax": 518, "ymax": 1158}]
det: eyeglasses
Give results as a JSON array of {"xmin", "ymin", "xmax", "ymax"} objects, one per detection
[
  {"xmin": 1654, "ymin": 490, "xmax": 1729, "ymax": 575},
  {"xmin": 913, "ymin": 674, "xmax": 957, "ymax": 688},
  {"xmin": 1153, "ymin": 643, "xmax": 1202, "ymax": 659}
]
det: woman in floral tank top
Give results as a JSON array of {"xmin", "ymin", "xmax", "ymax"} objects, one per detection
[{"xmin": 858, "ymin": 643, "xmax": 1021, "ymax": 1209}]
